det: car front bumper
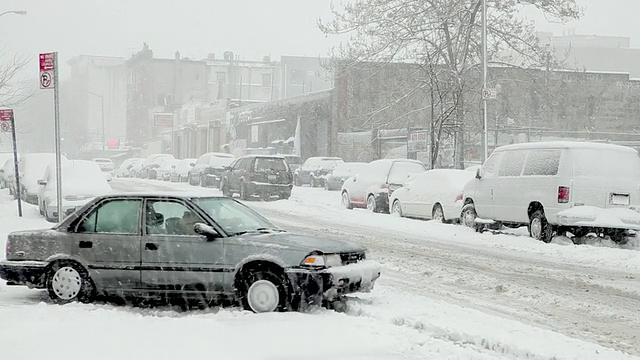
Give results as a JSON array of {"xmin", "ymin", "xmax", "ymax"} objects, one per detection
[
  {"xmin": 0, "ymin": 260, "xmax": 48, "ymax": 288},
  {"xmin": 285, "ymin": 260, "xmax": 381, "ymax": 303}
]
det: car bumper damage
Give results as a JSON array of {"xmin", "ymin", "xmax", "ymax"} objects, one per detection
[
  {"xmin": 0, "ymin": 260, "xmax": 48, "ymax": 288},
  {"xmin": 285, "ymin": 260, "xmax": 381, "ymax": 305}
]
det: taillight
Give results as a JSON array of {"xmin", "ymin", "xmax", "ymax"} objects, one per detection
[
  {"xmin": 455, "ymin": 193, "xmax": 463, "ymax": 202},
  {"xmin": 558, "ymin": 186, "xmax": 570, "ymax": 203}
]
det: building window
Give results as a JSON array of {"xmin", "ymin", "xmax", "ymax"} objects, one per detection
[{"xmin": 262, "ymin": 73, "xmax": 272, "ymax": 87}]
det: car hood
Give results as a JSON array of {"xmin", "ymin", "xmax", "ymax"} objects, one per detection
[{"xmin": 237, "ymin": 232, "xmax": 365, "ymax": 254}]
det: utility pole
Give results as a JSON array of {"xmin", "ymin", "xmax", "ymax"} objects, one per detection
[{"xmin": 482, "ymin": 0, "xmax": 489, "ymax": 161}]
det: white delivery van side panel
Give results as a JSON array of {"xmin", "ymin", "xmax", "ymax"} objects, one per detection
[
  {"xmin": 567, "ymin": 147, "xmax": 640, "ymax": 211},
  {"xmin": 519, "ymin": 148, "xmax": 568, "ymax": 225}
]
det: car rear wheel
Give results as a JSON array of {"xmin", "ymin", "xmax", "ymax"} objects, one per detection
[
  {"xmin": 341, "ymin": 191, "xmax": 353, "ymax": 209},
  {"xmin": 367, "ymin": 195, "xmax": 378, "ymax": 213},
  {"xmin": 46, "ymin": 261, "xmax": 95, "ymax": 304},
  {"xmin": 239, "ymin": 271, "xmax": 289, "ymax": 313},
  {"xmin": 432, "ymin": 203, "xmax": 445, "ymax": 222},
  {"xmin": 529, "ymin": 210, "xmax": 553, "ymax": 243}
]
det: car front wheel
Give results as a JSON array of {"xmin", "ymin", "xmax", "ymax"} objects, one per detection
[
  {"xmin": 46, "ymin": 261, "xmax": 95, "ymax": 304},
  {"xmin": 391, "ymin": 200, "xmax": 403, "ymax": 217},
  {"xmin": 239, "ymin": 271, "xmax": 289, "ymax": 313}
]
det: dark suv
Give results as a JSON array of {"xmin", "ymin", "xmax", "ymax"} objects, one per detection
[{"xmin": 220, "ymin": 155, "xmax": 293, "ymax": 200}]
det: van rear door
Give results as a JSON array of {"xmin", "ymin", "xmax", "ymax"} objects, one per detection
[{"xmin": 569, "ymin": 148, "xmax": 640, "ymax": 209}]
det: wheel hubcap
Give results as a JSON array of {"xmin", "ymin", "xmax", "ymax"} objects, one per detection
[
  {"xmin": 247, "ymin": 280, "xmax": 279, "ymax": 313},
  {"xmin": 392, "ymin": 202, "xmax": 401, "ymax": 215},
  {"xmin": 434, "ymin": 207, "xmax": 444, "ymax": 221},
  {"xmin": 463, "ymin": 209, "xmax": 475, "ymax": 227},
  {"xmin": 52, "ymin": 266, "xmax": 82, "ymax": 300},
  {"xmin": 531, "ymin": 218, "xmax": 542, "ymax": 239}
]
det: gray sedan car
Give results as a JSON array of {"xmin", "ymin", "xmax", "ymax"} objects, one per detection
[{"xmin": 0, "ymin": 193, "xmax": 381, "ymax": 313}]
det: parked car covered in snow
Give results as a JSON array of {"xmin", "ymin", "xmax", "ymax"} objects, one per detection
[
  {"xmin": 0, "ymin": 194, "xmax": 381, "ymax": 313},
  {"xmin": 92, "ymin": 158, "xmax": 115, "ymax": 172},
  {"xmin": 140, "ymin": 154, "xmax": 175, "ymax": 179},
  {"xmin": 17, "ymin": 153, "xmax": 68, "ymax": 204},
  {"xmin": 462, "ymin": 141, "xmax": 640, "ymax": 243},
  {"xmin": 155, "ymin": 159, "xmax": 179, "ymax": 181},
  {"xmin": 170, "ymin": 158, "xmax": 197, "ymax": 182},
  {"xmin": 390, "ymin": 169, "xmax": 476, "ymax": 222},
  {"xmin": 115, "ymin": 158, "xmax": 143, "ymax": 178},
  {"xmin": 188, "ymin": 152, "xmax": 235, "ymax": 187},
  {"xmin": 220, "ymin": 155, "xmax": 293, "ymax": 200},
  {"xmin": 0, "ymin": 155, "xmax": 17, "ymax": 191},
  {"xmin": 341, "ymin": 159, "xmax": 427, "ymax": 213},
  {"xmin": 37, "ymin": 160, "xmax": 112, "ymax": 222},
  {"xmin": 294, "ymin": 157, "xmax": 344, "ymax": 187},
  {"xmin": 323, "ymin": 162, "xmax": 368, "ymax": 191}
]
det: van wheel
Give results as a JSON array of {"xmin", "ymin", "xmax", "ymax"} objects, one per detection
[
  {"xmin": 460, "ymin": 204, "xmax": 477, "ymax": 228},
  {"xmin": 529, "ymin": 210, "xmax": 553, "ymax": 243}
]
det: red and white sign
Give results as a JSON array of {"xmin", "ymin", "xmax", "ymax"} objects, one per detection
[
  {"xmin": 39, "ymin": 52, "xmax": 55, "ymax": 90},
  {"xmin": 0, "ymin": 109, "xmax": 13, "ymax": 133}
]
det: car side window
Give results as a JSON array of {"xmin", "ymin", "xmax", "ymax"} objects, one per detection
[
  {"xmin": 145, "ymin": 199, "xmax": 207, "ymax": 236},
  {"xmin": 233, "ymin": 158, "xmax": 245, "ymax": 170},
  {"xmin": 76, "ymin": 199, "xmax": 141, "ymax": 234},
  {"xmin": 498, "ymin": 150, "xmax": 526, "ymax": 177}
]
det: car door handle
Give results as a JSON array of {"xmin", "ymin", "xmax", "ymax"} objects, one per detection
[
  {"xmin": 145, "ymin": 243, "xmax": 159, "ymax": 251},
  {"xmin": 78, "ymin": 241, "xmax": 92, "ymax": 249}
]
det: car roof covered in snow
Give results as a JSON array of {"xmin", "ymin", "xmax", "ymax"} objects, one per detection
[{"xmin": 495, "ymin": 141, "xmax": 637, "ymax": 154}]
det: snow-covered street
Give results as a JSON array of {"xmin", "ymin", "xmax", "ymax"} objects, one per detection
[{"xmin": 1, "ymin": 180, "xmax": 639, "ymax": 359}]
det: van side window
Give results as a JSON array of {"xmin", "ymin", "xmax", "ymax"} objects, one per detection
[
  {"xmin": 523, "ymin": 150, "xmax": 561, "ymax": 176},
  {"xmin": 498, "ymin": 150, "xmax": 526, "ymax": 177}
]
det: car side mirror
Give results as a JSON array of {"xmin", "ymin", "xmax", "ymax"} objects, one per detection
[
  {"xmin": 190, "ymin": 162, "xmax": 195, "ymax": 167},
  {"xmin": 0, "ymin": 169, "xmax": 4, "ymax": 174},
  {"xmin": 194, "ymin": 223, "xmax": 219, "ymax": 239},
  {"xmin": 475, "ymin": 169, "xmax": 482, "ymax": 179},
  {"xmin": 38, "ymin": 179, "xmax": 47, "ymax": 186},
  {"xmin": 353, "ymin": 175, "xmax": 357, "ymax": 182},
  {"xmin": 171, "ymin": 165, "xmax": 176, "ymax": 169},
  {"xmin": 224, "ymin": 166, "xmax": 232, "ymax": 171}
]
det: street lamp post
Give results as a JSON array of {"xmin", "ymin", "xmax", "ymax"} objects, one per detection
[
  {"xmin": 0, "ymin": 10, "xmax": 27, "ymax": 18},
  {"xmin": 87, "ymin": 91, "xmax": 105, "ymax": 151}
]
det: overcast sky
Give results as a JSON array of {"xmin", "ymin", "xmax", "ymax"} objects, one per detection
[{"xmin": 1, "ymin": 0, "xmax": 639, "ymax": 78}]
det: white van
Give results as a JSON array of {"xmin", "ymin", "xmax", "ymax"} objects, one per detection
[{"xmin": 461, "ymin": 141, "xmax": 640, "ymax": 243}]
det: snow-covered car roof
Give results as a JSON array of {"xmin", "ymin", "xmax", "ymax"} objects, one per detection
[{"xmin": 495, "ymin": 141, "xmax": 637, "ymax": 154}]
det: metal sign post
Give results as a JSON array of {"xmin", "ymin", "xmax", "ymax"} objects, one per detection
[
  {"xmin": 0, "ymin": 109, "xmax": 21, "ymax": 216},
  {"xmin": 40, "ymin": 52, "xmax": 62, "ymax": 222}
]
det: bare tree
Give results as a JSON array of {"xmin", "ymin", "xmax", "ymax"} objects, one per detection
[
  {"xmin": 0, "ymin": 51, "xmax": 31, "ymax": 108},
  {"xmin": 320, "ymin": 0, "xmax": 581, "ymax": 168}
]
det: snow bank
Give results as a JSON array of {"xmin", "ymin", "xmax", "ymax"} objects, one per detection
[{"xmin": 557, "ymin": 206, "xmax": 640, "ymax": 230}]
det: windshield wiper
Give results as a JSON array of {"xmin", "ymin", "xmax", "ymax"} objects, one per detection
[{"xmin": 233, "ymin": 228, "xmax": 285, "ymax": 236}]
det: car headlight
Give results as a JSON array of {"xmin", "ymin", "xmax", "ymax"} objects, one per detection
[{"xmin": 300, "ymin": 253, "xmax": 342, "ymax": 268}]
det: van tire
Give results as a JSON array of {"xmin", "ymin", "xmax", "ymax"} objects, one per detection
[
  {"xmin": 529, "ymin": 210, "xmax": 553, "ymax": 243},
  {"xmin": 460, "ymin": 204, "xmax": 477, "ymax": 228}
]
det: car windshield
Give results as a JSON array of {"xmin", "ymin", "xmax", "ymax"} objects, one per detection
[
  {"xmin": 318, "ymin": 159, "xmax": 343, "ymax": 169},
  {"xmin": 192, "ymin": 197, "xmax": 278, "ymax": 235}
]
